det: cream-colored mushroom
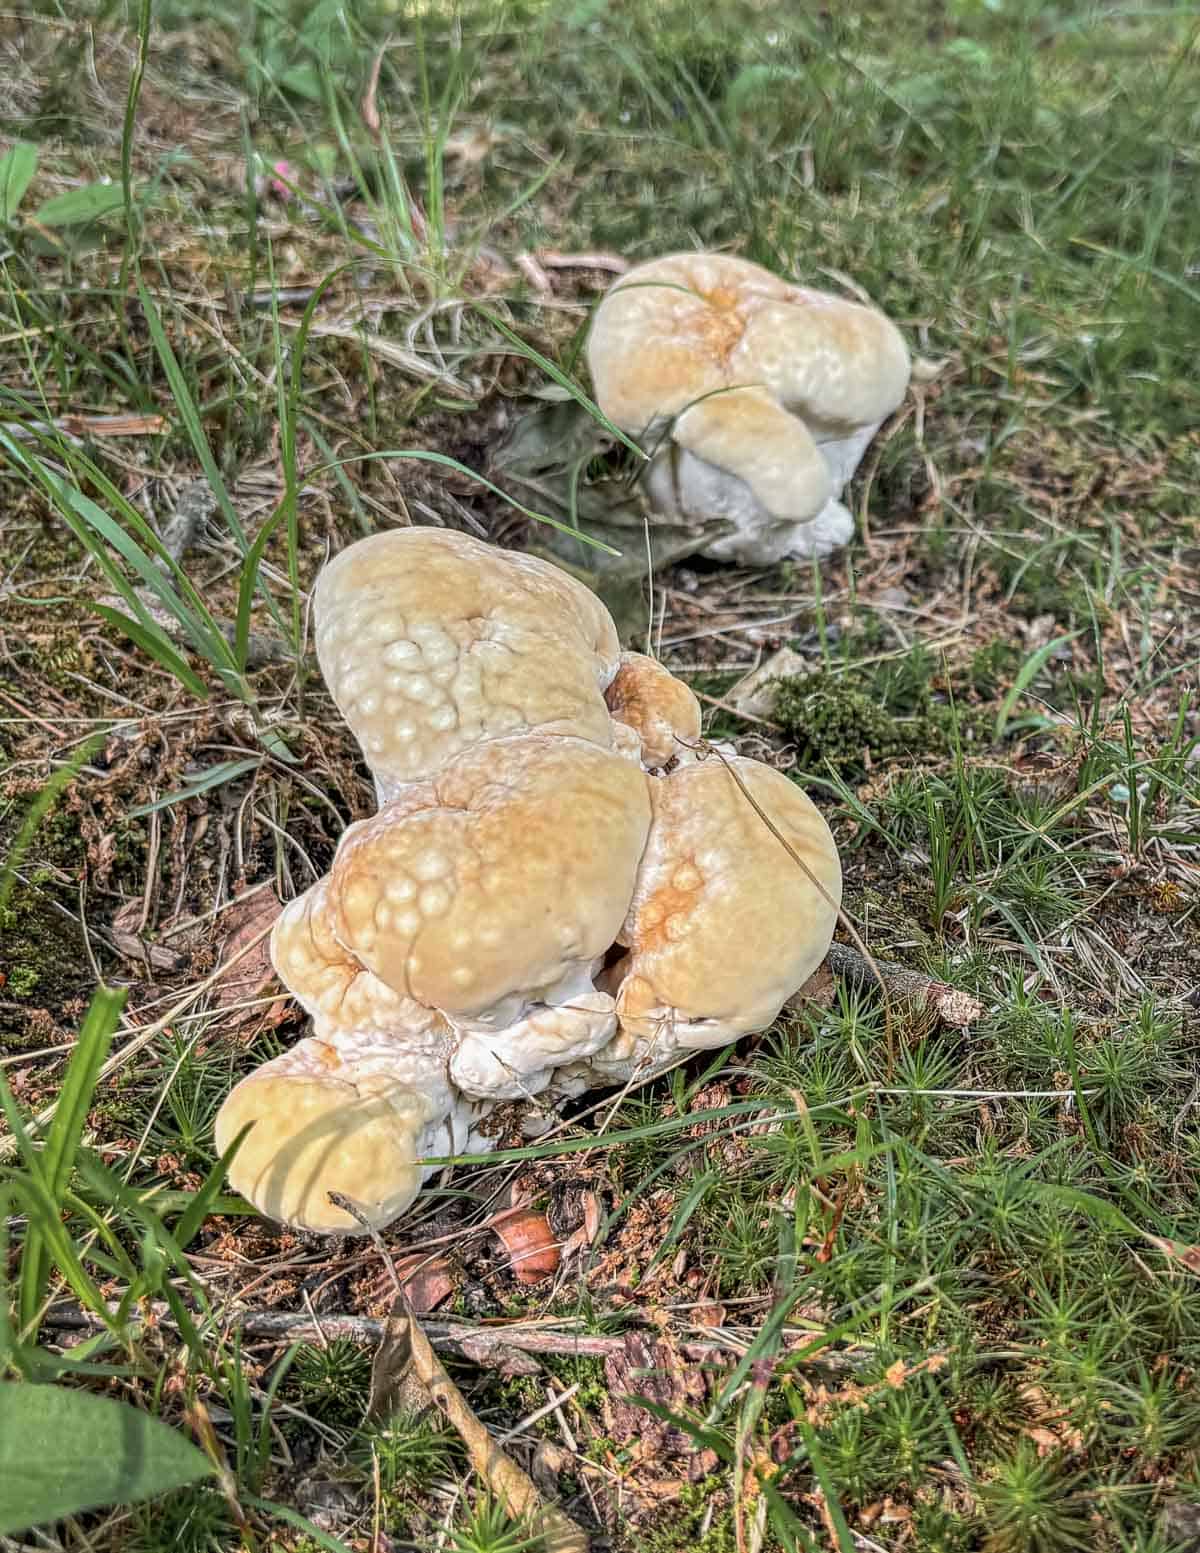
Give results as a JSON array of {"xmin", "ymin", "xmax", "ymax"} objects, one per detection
[
  {"xmin": 604, "ymin": 650, "xmax": 702, "ymax": 768},
  {"xmin": 215, "ymin": 529, "xmax": 844, "ymax": 1236},
  {"xmin": 314, "ymin": 527, "xmax": 623, "ymax": 803},
  {"xmin": 587, "ymin": 252, "xmax": 910, "ymax": 564},
  {"xmin": 214, "ymin": 732, "xmax": 652, "ymax": 1229},
  {"xmin": 214, "ymin": 876, "xmax": 488, "ymax": 1233},
  {"xmin": 590, "ymin": 749, "xmax": 842, "ymax": 1081},
  {"xmin": 213, "ymin": 1035, "xmax": 460, "ymax": 1234},
  {"xmin": 328, "ymin": 734, "xmax": 650, "ymax": 1026}
]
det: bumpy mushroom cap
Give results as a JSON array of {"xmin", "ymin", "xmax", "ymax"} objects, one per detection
[
  {"xmin": 587, "ymin": 252, "xmax": 910, "ymax": 564},
  {"xmin": 604, "ymin": 651, "xmax": 702, "ymax": 768},
  {"xmin": 315, "ymin": 527, "xmax": 624, "ymax": 802},
  {"xmin": 217, "ymin": 525, "xmax": 846, "ymax": 1234},
  {"xmin": 593, "ymin": 751, "xmax": 842, "ymax": 1075},
  {"xmin": 215, "ymin": 881, "xmax": 489, "ymax": 1233},
  {"xmin": 328, "ymin": 733, "xmax": 651, "ymax": 1019},
  {"xmin": 214, "ymin": 1034, "xmax": 464, "ymax": 1233}
]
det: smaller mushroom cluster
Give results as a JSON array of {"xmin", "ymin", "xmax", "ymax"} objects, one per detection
[
  {"xmin": 215, "ymin": 529, "xmax": 841, "ymax": 1233},
  {"xmin": 587, "ymin": 251, "xmax": 911, "ymax": 565}
]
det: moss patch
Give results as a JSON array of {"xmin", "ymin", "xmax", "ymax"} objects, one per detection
[
  {"xmin": 0, "ymin": 870, "xmax": 90, "ymax": 1044},
  {"xmin": 772, "ymin": 663, "xmax": 993, "ymax": 778}
]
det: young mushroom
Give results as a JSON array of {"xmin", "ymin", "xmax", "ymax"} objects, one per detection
[
  {"xmin": 214, "ymin": 877, "xmax": 480, "ymax": 1232},
  {"xmin": 587, "ymin": 251, "xmax": 911, "ymax": 564},
  {"xmin": 604, "ymin": 650, "xmax": 702, "ymax": 768},
  {"xmin": 215, "ymin": 528, "xmax": 843, "ymax": 1234}
]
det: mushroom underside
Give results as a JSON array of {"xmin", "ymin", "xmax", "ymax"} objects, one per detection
[{"xmin": 642, "ymin": 418, "xmax": 883, "ymax": 564}]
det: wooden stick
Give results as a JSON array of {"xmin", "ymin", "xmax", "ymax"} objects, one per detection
[
  {"xmin": 44, "ymin": 1302, "xmax": 855, "ymax": 1373},
  {"xmin": 825, "ymin": 942, "xmax": 983, "ymax": 1028}
]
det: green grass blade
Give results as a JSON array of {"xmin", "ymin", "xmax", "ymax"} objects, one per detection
[
  {"xmin": 647, "ymin": 1168, "xmax": 718, "ymax": 1273},
  {"xmin": 995, "ymin": 633, "xmax": 1082, "ymax": 738},
  {"xmin": 793, "ymin": 1420, "xmax": 856, "ymax": 1552},
  {"xmin": 5, "ymin": 1176, "xmax": 122, "ymax": 1335},
  {"xmin": 91, "ymin": 606, "xmax": 212, "ymax": 701},
  {"xmin": 470, "ymin": 302, "xmax": 647, "ymax": 460},
  {"xmin": 17, "ymin": 986, "xmax": 125, "ymax": 1332},
  {"xmin": 241, "ymin": 1494, "xmax": 356, "ymax": 1552},
  {"xmin": 311, "ymin": 449, "xmax": 621, "ymax": 553},
  {"xmin": 0, "ymin": 142, "xmax": 36, "ymax": 222},
  {"xmin": 134, "ymin": 279, "xmax": 249, "ymax": 550},
  {"xmin": 125, "ymin": 757, "xmax": 262, "ymax": 820}
]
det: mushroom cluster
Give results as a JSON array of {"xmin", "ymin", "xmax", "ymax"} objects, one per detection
[
  {"xmin": 587, "ymin": 251, "xmax": 911, "ymax": 565},
  {"xmin": 215, "ymin": 529, "xmax": 841, "ymax": 1233}
]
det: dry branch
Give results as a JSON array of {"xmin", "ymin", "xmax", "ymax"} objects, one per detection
[
  {"xmin": 385, "ymin": 1299, "xmax": 589, "ymax": 1553},
  {"xmin": 825, "ymin": 941, "xmax": 983, "ymax": 1028},
  {"xmin": 44, "ymin": 1302, "xmax": 858, "ymax": 1374}
]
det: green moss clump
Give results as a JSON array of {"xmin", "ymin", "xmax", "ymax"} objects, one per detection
[
  {"xmin": 772, "ymin": 669, "xmax": 990, "ymax": 777},
  {"xmin": 0, "ymin": 875, "xmax": 89, "ymax": 1040},
  {"xmin": 632, "ymin": 1479, "xmax": 737, "ymax": 1553}
]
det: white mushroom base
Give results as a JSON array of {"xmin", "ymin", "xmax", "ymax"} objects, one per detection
[{"xmin": 642, "ymin": 421, "xmax": 879, "ymax": 566}]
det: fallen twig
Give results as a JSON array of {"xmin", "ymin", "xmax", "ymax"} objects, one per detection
[
  {"xmin": 535, "ymin": 251, "xmax": 630, "ymax": 274},
  {"xmin": 0, "ymin": 412, "xmax": 166, "ymax": 442},
  {"xmin": 824, "ymin": 942, "xmax": 983, "ymax": 1028},
  {"xmin": 515, "ymin": 253, "xmax": 553, "ymax": 293},
  {"xmin": 44, "ymin": 1302, "xmax": 860, "ymax": 1373}
]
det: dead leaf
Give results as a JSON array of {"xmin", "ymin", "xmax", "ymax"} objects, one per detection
[
  {"xmin": 361, "ymin": 41, "xmax": 386, "ymax": 139},
  {"xmin": 60, "ymin": 412, "xmax": 166, "ymax": 438},
  {"xmin": 788, "ymin": 962, "xmax": 836, "ymax": 1011},
  {"xmin": 1149, "ymin": 1237, "xmax": 1200, "ymax": 1275},
  {"xmin": 536, "ymin": 250, "xmax": 629, "ymax": 274},
  {"xmin": 490, "ymin": 1208, "xmax": 561, "ymax": 1285},
  {"xmin": 214, "ymin": 886, "xmax": 283, "ymax": 1018},
  {"xmin": 531, "ymin": 1441, "xmax": 570, "ymax": 1499},
  {"xmin": 728, "ymin": 647, "xmax": 809, "ymax": 720},
  {"xmin": 392, "ymin": 1253, "xmax": 456, "ymax": 1314},
  {"xmin": 515, "ymin": 252, "xmax": 552, "ymax": 293}
]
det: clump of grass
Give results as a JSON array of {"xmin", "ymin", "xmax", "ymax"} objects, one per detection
[
  {"xmin": 350, "ymin": 1409, "xmax": 460, "ymax": 1501},
  {"xmin": 287, "ymin": 1338, "xmax": 373, "ymax": 1426},
  {"xmin": 125, "ymin": 1486, "xmax": 237, "ymax": 1553},
  {"xmin": 979, "ymin": 1445, "xmax": 1094, "ymax": 1553}
]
